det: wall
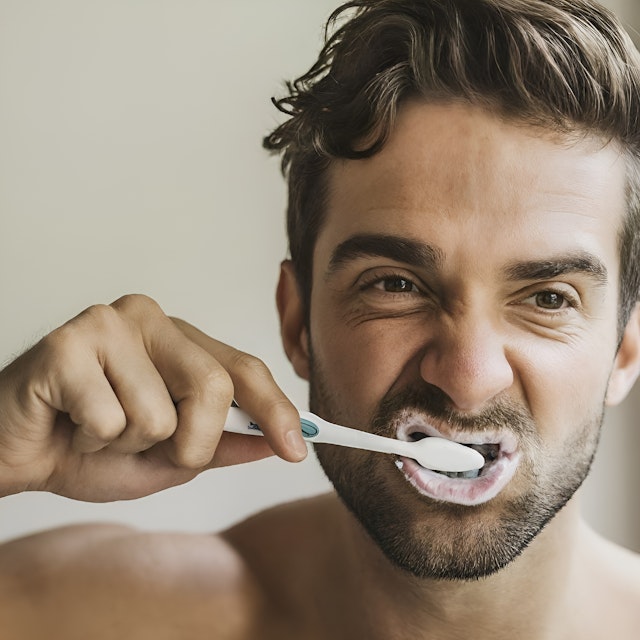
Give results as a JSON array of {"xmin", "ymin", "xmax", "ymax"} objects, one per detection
[
  {"xmin": 0, "ymin": 0, "xmax": 335, "ymax": 541},
  {"xmin": 0, "ymin": 0, "xmax": 638, "ymax": 552}
]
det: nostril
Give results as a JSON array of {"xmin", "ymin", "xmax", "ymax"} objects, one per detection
[{"xmin": 409, "ymin": 432, "xmax": 429, "ymax": 442}]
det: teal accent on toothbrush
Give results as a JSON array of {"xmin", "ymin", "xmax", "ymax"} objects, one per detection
[
  {"xmin": 240, "ymin": 417, "xmax": 318, "ymax": 438},
  {"xmin": 299, "ymin": 418, "xmax": 320, "ymax": 438},
  {"xmin": 223, "ymin": 406, "xmax": 484, "ymax": 473}
]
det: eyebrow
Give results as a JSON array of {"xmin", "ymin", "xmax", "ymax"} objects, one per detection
[
  {"xmin": 327, "ymin": 234, "xmax": 444, "ymax": 275},
  {"xmin": 327, "ymin": 233, "xmax": 609, "ymax": 287},
  {"xmin": 503, "ymin": 253, "xmax": 608, "ymax": 285}
]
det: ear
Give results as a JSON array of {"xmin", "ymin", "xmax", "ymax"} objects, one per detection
[
  {"xmin": 276, "ymin": 260, "xmax": 310, "ymax": 381},
  {"xmin": 606, "ymin": 303, "xmax": 640, "ymax": 406}
]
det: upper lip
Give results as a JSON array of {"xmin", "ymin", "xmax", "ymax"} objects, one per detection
[{"xmin": 395, "ymin": 413, "xmax": 519, "ymax": 456}]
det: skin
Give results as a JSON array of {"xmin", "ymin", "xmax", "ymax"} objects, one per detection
[{"xmin": 1, "ymin": 101, "xmax": 640, "ymax": 639}]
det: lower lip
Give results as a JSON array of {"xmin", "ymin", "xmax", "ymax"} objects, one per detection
[{"xmin": 396, "ymin": 451, "xmax": 521, "ymax": 507}]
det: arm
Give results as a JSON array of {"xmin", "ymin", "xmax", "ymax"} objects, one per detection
[{"xmin": 0, "ymin": 523, "xmax": 269, "ymax": 640}]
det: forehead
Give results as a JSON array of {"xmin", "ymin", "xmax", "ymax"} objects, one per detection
[{"xmin": 316, "ymin": 101, "xmax": 627, "ymax": 276}]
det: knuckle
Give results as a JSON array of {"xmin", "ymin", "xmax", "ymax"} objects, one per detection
[
  {"xmin": 46, "ymin": 305, "xmax": 124, "ymax": 352},
  {"xmin": 172, "ymin": 445, "xmax": 213, "ymax": 470},
  {"xmin": 37, "ymin": 299, "xmax": 142, "ymax": 362},
  {"xmin": 263, "ymin": 397, "xmax": 299, "ymax": 425},
  {"xmin": 231, "ymin": 352, "xmax": 270, "ymax": 381},
  {"xmin": 38, "ymin": 325, "xmax": 85, "ymax": 370},
  {"xmin": 111, "ymin": 294, "xmax": 164, "ymax": 321},
  {"xmin": 76, "ymin": 413, "xmax": 126, "ymax": 443},
  {"xmin": 69, "ymin": 304, "xmax": 124, "ymax": 339},
  {"xmin": 38, "ymin": 304, "xmax": 126, "ymax": 370},
  {"xmin": 81, "ymin": 303, "xmax": 120, "ymax": 328},
  {"xmin": 138, "ymin": 411, "xmax": 177, "ymax": 441},
  {"xmin": 197, "ymin": 367, "xmax": 234, "ymax": 403},
  {"xmin": 38, "ymin": 327, "xmax": 71, "ymax": 359}
]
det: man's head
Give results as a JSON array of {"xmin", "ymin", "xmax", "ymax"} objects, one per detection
[
  {"xmin": 269, "ymin": 0, "xmax": 640, "ymax": 580},
  {"xmin": 265, "ymin": 0, "xmax": 640, "ymax": 335}
]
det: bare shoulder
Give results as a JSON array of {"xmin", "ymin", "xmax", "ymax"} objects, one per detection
[
  {"xmin": 223, "ymin": 493, "xmax": 343, "ymax": 576},
  {"xmin": 221, "ymin": 493, "xmax": 347, "ymax": 635},
  {"xmin": 0, "ymin": 522, "xmax": 266, "ymax": 640},
  {"xmin": 600, "ymin": 541, "xmax": 640, "ymax": 636},
  {"xmin": 590, "ymin": 528, "xmax": 640, "ymax": 593},
  {"xmin": 580, "ymin": 525, "xmax": 640, "ymax": 637}
]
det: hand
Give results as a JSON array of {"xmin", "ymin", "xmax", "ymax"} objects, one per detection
[{"xmin": 0, "ymin": 295, "xmax": 307, "ymax": 502}]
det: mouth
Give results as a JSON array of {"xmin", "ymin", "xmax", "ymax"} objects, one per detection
[
  {"xmin": 412, "ymin": 432, "xmax": 501, "ymax": 479},
  {"xmin": 395, "ymin": 417, "xmax": 521, "ymax": 506}
]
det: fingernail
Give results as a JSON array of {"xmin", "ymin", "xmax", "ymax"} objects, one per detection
[{"xmin": 286, "ymin": 430, "xmax": 308, "ymax": 460}]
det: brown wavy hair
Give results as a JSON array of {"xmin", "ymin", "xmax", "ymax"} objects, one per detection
[{"xmin": 264, "ymin": 0, "xmax": 640, "ymax": 336}]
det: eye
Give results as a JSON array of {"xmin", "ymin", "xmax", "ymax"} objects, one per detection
[
  {"xmin": 534, "ymin": 291, "xmax": 567, "ymax": 310},
  {"xmin": 372, "ymin": 276, "xmax": 419, "ymax": 294},
  {"xmin": 527, "ymin": 289, "xmax": 576, "ymax": 311}
]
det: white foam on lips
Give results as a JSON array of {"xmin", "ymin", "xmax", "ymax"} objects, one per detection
[
  {"xmin": 396, "ymin": 449, "xmax": 522, "ymax": 506},
  {"xmin": 395, "ymin": 412, "xmax": 519, "ymax": 454}
]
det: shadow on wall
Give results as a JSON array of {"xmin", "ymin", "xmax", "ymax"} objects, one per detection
[{"xmin": 583, "ymin": 383, "xmax": 640, "ymax": 553}]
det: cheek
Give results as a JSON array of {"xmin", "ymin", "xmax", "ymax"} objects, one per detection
[
  {"xmin": 518, "ymin": 339, "xmax": 612, "ymax": 441},
  {"xmin": 310, "ymin": 313, "xmax": 424, "ymax": 415}
]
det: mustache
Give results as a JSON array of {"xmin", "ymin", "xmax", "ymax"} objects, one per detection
[{"xmin": 370, "ymin": 383, "xmax": 536, "ymax": 437}]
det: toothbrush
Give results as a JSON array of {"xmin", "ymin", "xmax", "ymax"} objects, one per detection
[{"xmin": 223, "ymin": 406, "xmax": 484, "ymax": 472}]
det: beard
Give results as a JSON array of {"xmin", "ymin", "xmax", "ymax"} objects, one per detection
[{"xmin": 309, "ymin": 354, "xmax": 603, "ymax": 581}]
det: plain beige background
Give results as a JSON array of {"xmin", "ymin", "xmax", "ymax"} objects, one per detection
[{"xmin": 0, "ymin": 0, "xmax": 638, "ymax": 553}]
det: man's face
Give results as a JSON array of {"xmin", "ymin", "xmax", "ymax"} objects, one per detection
[{"xmin": 291, "ymin": 100, "xmax": 632, "ymax": 580}]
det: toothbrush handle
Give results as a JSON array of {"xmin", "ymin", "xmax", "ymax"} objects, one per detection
[
  {"xmin": 223, "ymin": 406, "xmax": 264, "ymax": 436},
  {"xmin": 299, "ymin": 411, "xmax": 404, "ymax": 455},
  {"xmin": 222, "ymin": 406, "xmax": 323, "ymax": 440},
  {"xmin": 223, "ymin": 406, "xmax": 402, "ymax": 456}
]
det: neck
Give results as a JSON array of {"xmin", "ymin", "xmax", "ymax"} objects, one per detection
[{"xmin": 333, "ymin": 495, "xmax": 587, "ymax": 640}]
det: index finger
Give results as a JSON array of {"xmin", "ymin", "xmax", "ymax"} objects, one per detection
[{"xmin": 171, "ymin": 319, "xmax": 307, "ymax": 463}]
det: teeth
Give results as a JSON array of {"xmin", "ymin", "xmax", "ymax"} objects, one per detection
[{"xmin": 436, "ymin": 469, "xmax": 481, "ymax": 479}]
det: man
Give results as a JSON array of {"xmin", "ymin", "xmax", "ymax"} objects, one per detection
[{"xmin": 1, "ymin": 0, "xmax": 639, "ymax": 637}]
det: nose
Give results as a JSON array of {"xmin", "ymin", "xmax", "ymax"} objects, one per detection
[{"xmin": 419, "ymin": 315, "xmax": 514, "ymax": 412}]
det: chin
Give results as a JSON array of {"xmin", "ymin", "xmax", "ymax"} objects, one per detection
[{"xmin": 315, "ymin": 442, "xmax": 594, "ymax": 581}]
